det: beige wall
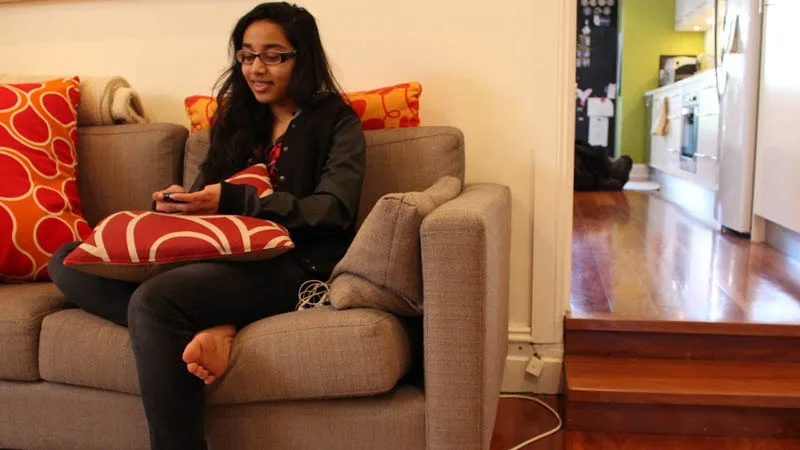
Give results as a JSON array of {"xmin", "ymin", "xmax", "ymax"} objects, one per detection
[{"xmin": 1, "ymin": 0, "xmax": 558, "ymax": 334}]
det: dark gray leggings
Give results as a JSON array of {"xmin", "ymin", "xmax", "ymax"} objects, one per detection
[{"xmin": 49, "ymin": 242, "xmax": 311, "ymax": 450}]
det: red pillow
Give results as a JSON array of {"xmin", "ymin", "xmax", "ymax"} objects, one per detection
[
  {"xmin": 63, "ymin": 163, "xmax": 292, "ymax": 282},
  {"xmin": 0, "ymin": 77, "xmax": 89, "ymax": 282},
  {"xmin": 226, "ymin": 163, "xmax": 273, "ymax": 197}
]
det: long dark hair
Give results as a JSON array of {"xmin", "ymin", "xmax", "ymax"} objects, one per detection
[{"xmin": 201, "ymin": 2, "xmax": 343, "ymax": 182}]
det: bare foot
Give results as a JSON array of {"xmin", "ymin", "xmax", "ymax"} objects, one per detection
[{"xmin": 182, "ymin": 324, "xmax": 236, "ymax": 385}]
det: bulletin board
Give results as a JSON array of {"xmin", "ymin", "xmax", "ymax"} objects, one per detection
[{"xmin": 575, "ymin": 0, "xmax": 619, "ymax": 157}]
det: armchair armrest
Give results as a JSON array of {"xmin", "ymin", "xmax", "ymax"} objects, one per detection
[{"xmin": 420, "ymin": 183, "xmax": 511, "ymax": 450}]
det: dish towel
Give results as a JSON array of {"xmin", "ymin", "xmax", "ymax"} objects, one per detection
[
  {"xmin": 0, "ymin": 74, "xmax": 149, "ymax": 125},
  {"xmin": 651, "ymin": 96, "xmax": 669, "ymax": 136}
]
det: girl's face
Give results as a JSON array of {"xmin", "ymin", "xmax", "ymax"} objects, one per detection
[{"xmin": 240, "ymin": 20, "xmax": 296, "ymax": 105}]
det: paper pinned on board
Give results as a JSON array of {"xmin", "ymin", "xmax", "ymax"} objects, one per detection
[
  {"xmin": 606, "ymin": 83, "xmax": 617, "ymax": 100},
  {"xmin": 588, "ymin": 117, "xmax": 609, "ymax": 147},
  {"xmin": 576, "ymin": 88, "xmax": 593, "ymax": 106},
  {"xmin": 587, "ymin": 97, "xmax": 615, "ymax": 117}
]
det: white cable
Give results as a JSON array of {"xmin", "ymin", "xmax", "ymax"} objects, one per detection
[
  {"xmin": 296, "ymin": 280, "xmax": 330, "ymax": 310},
  {"xmin": 498, "ymin": 394, "xmax": 562, "ymax": 450}
]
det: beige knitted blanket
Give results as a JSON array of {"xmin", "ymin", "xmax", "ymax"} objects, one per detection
[{"xmin": 0, "ymin": 74, "xmax": 149, "ymax": 125}]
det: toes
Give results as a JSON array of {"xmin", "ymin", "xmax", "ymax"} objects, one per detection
[
  {"xmin": 204, "ymin": 375, "xmax": 216, "ymax": 385},
  {"xmin": 187, "ymin": 362, "xmax": 212, "ymax": 382},
  {"xmin": 183, "ymin": 338, "xmax": 202, "ymax": 363}
]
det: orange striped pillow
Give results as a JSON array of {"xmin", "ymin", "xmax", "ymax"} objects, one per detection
[
  {"xmin": 0, "ymin": 77, "xmax": 89, "ymax": 282},
  {"xmin": 184, "ymin": 82, "xmax": 422, "ymax": 133}
]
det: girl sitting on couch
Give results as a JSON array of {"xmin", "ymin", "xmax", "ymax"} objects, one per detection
[{"xmin": 49, "ymin": 2, "xmax": 366, "ymax": 449}]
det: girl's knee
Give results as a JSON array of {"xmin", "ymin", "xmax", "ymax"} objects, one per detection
[{"xmin": 127, "ymin": 280, "xmax": 187, "ymax": 330}]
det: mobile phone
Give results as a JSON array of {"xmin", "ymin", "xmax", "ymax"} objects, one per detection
[{"xmin": 162, "ymin": 193, "xmax": 187, "ymax": 203}]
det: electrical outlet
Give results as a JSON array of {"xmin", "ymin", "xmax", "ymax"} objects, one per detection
[{"xmin": 525, "ymin": 355, "xmax": 545, "ymax": 377}]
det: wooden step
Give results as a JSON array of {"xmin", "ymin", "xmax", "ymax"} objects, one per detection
[
  {"xmin": 565, "ymin": 355, "xmax": 800, "ymax": 437},
  {"xmin": 566, "ymin": 329, "xmax": 800, "ymax": 362},
  {"xmin": 566, "ymin": 316, "xmax": 800, "ymax": 337},
  {"xmin": 567, "ymin": 401, "xmax": 800, "ymax": 438},
  {"xmin": 566, "ymin": 355, "xmax": 800, "ymax": 408}
]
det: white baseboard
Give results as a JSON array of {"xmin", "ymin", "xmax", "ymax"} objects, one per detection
[
  {"xmin": 501, "ymin": 342, "xmax": 564, "ymax": 394},
  {"xmin": 630, "ymin": 163, "xmax": 650, "ymax": 181}
]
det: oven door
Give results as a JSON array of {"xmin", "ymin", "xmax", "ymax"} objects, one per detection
[{"xmin": 679, "ymin": 100, "xmax": 699, "ymax": 173}]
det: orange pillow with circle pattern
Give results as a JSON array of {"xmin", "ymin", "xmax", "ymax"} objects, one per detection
[
  {"xmin": 184, "ymin": 94, "xmax": 219, "ymax": 133},
  {"xmin": 0, "ymin": 77, "xmax": 90, "ymax": 282},
  {"xmin": 184, "ymin": 81, "xmax": 421, "ymax": 133},
  {"xmin": 62, "ymin": 163, "xmax": 294, "ymax": 283},
  {"xmin": 344, "ymin": 82, "xmax": 421, "ymax": 130}
]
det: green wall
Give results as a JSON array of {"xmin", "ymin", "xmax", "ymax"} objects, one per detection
[{"xmin": 617, "ymin": 0, "xmax": 705, "ymax": 162}]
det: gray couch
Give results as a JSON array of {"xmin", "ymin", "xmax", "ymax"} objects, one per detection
[{"xmin": 0, "ymin": 123, "xmax": 511, "ymax": 450}]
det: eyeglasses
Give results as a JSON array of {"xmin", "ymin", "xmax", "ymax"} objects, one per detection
[{"xmin": 236, "ymin": 49, "xmax": 298, "ymax": 66}]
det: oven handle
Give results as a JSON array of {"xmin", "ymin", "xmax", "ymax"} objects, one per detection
[{"xmin": 695, "ymin": 153, "xmax": 718, "ymax": 161}]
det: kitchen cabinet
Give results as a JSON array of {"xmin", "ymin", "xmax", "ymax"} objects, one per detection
[
  {"xmin": 753, "ymin": 0, "xmax": 800, "ymax": 234},
  {"xmin": 648, "ymin": 93, "xmax": 668, "ymax": 170},
  {"xmin": 675, "ymin": 0, "xmax": 714, "ymax": 31},
  {"xmin": 646, "ymin": 70, "xmax": 720, "ymax": 191},
  {"xmin": 665, "ymin": 91, "xmax": 684, "ymax": 173},
  {"xmin": 648, "ymin": 90, "xmax": 684, "ymax": 176}
]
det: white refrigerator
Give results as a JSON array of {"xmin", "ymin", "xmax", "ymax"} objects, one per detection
[
  {"xmin": 751, "ymin": 0, "xmax": 800, "ymax": 236},
  {"xmin": 716, "ymin": 0, "xmax": 762, "ymax": 234}
]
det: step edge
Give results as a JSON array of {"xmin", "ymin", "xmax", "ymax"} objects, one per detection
[
  {"xmin": 566, "ymin": 389, "xmax": 800, "ymax": 408},
  {"xmin": 565, "ymin": 317, "xmax": 800, "ymax": 337}
]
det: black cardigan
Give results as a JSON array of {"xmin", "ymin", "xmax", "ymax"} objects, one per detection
[{"xmin": 191, "ymin": 95, "xmax": 366, "ymax": 277}]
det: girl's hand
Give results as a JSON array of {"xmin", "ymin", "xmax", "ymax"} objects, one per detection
[
  {"xmin": 153, "ymin": 185, "xmax": 186, "ymax": 213},
  {"xmin": 165, "ymin": 184, "xmax": 221, "ymax": 215}
]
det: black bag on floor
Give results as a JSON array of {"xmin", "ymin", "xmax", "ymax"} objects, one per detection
[{"xmin": 574, "ymin": 140, "xmax": 632, "ymax": 191}]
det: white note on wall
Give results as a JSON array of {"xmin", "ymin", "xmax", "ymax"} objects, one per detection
[
  {"xmin": 587, "ymin": 97, "xmax": 615, "ymax": 117},
  {"xmin": 588, "ymin": 117, "xmax": 609, "ymax": 147},
  {"xmin": 607, "ymin": 83, "xmax": 617, "ymax": 100}
]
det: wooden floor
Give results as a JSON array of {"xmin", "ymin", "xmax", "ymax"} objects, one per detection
[
  {"xmin": 490, "ymin": 396, "xmax": 800, "ymax": 449},
  {"xmin": 555, "ymin": 191, "xmax": 800, "ymax": 445},
  {"xmin": 571, "ymin": 191, "xmax": 800, "ymax": 324}
]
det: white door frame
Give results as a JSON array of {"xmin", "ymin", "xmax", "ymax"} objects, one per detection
[
  {"xmin": 502, "ymin": 0, "xmax": 575, "ymax": 394},
  {"xmin": 530, "ymin": 0, "xmax": 576, "ymax": 346}
]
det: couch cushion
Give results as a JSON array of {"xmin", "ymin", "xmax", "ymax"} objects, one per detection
[
  {"xmin": 39, "ymin": 306, "xmax": 412, "ymax": 403},
  {"xmin": 181, "ymin": 126, "xmax": 466, "ymax": 225},
  {"xmin": 39, "ymin": 309, "xmax": 139, "ymax": 394},
  {"xmin": 359, "ymin": 126, "xmax": 465, "ymax": 225},
  {"xmin": 183, "ymin": 127, "xmax": 209, "ymax": 190},
  {"xmin": 77, "ymin": 123, "xmax": 187, "ymax": 227},
  {"xmin": 329, "ymin": 176, "xmax": 462, "ymax": 315},
  {"xmin": 0, "ymin": 282, "xmax": 65, "ymax": 381},
  {"xmin": 207, "ymin": 306, "xmax": 412, "ymax": 404}
]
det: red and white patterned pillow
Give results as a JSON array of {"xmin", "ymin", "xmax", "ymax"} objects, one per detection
[
  {"xmin": 63, "ymin": 164, "xmax": 293, "ymax": 282},
  {"xmin": 0, "ymin": 77, "xmax": 89, "ymax": 282},
  {"xmin": 225, "ymin": 163, "xmax": 273, "ymax": 197}
]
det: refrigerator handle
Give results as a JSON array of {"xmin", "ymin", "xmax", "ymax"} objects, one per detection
[{"xmin": 759, "ymin": 0, "xmax": 765, "ymax": 15}]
